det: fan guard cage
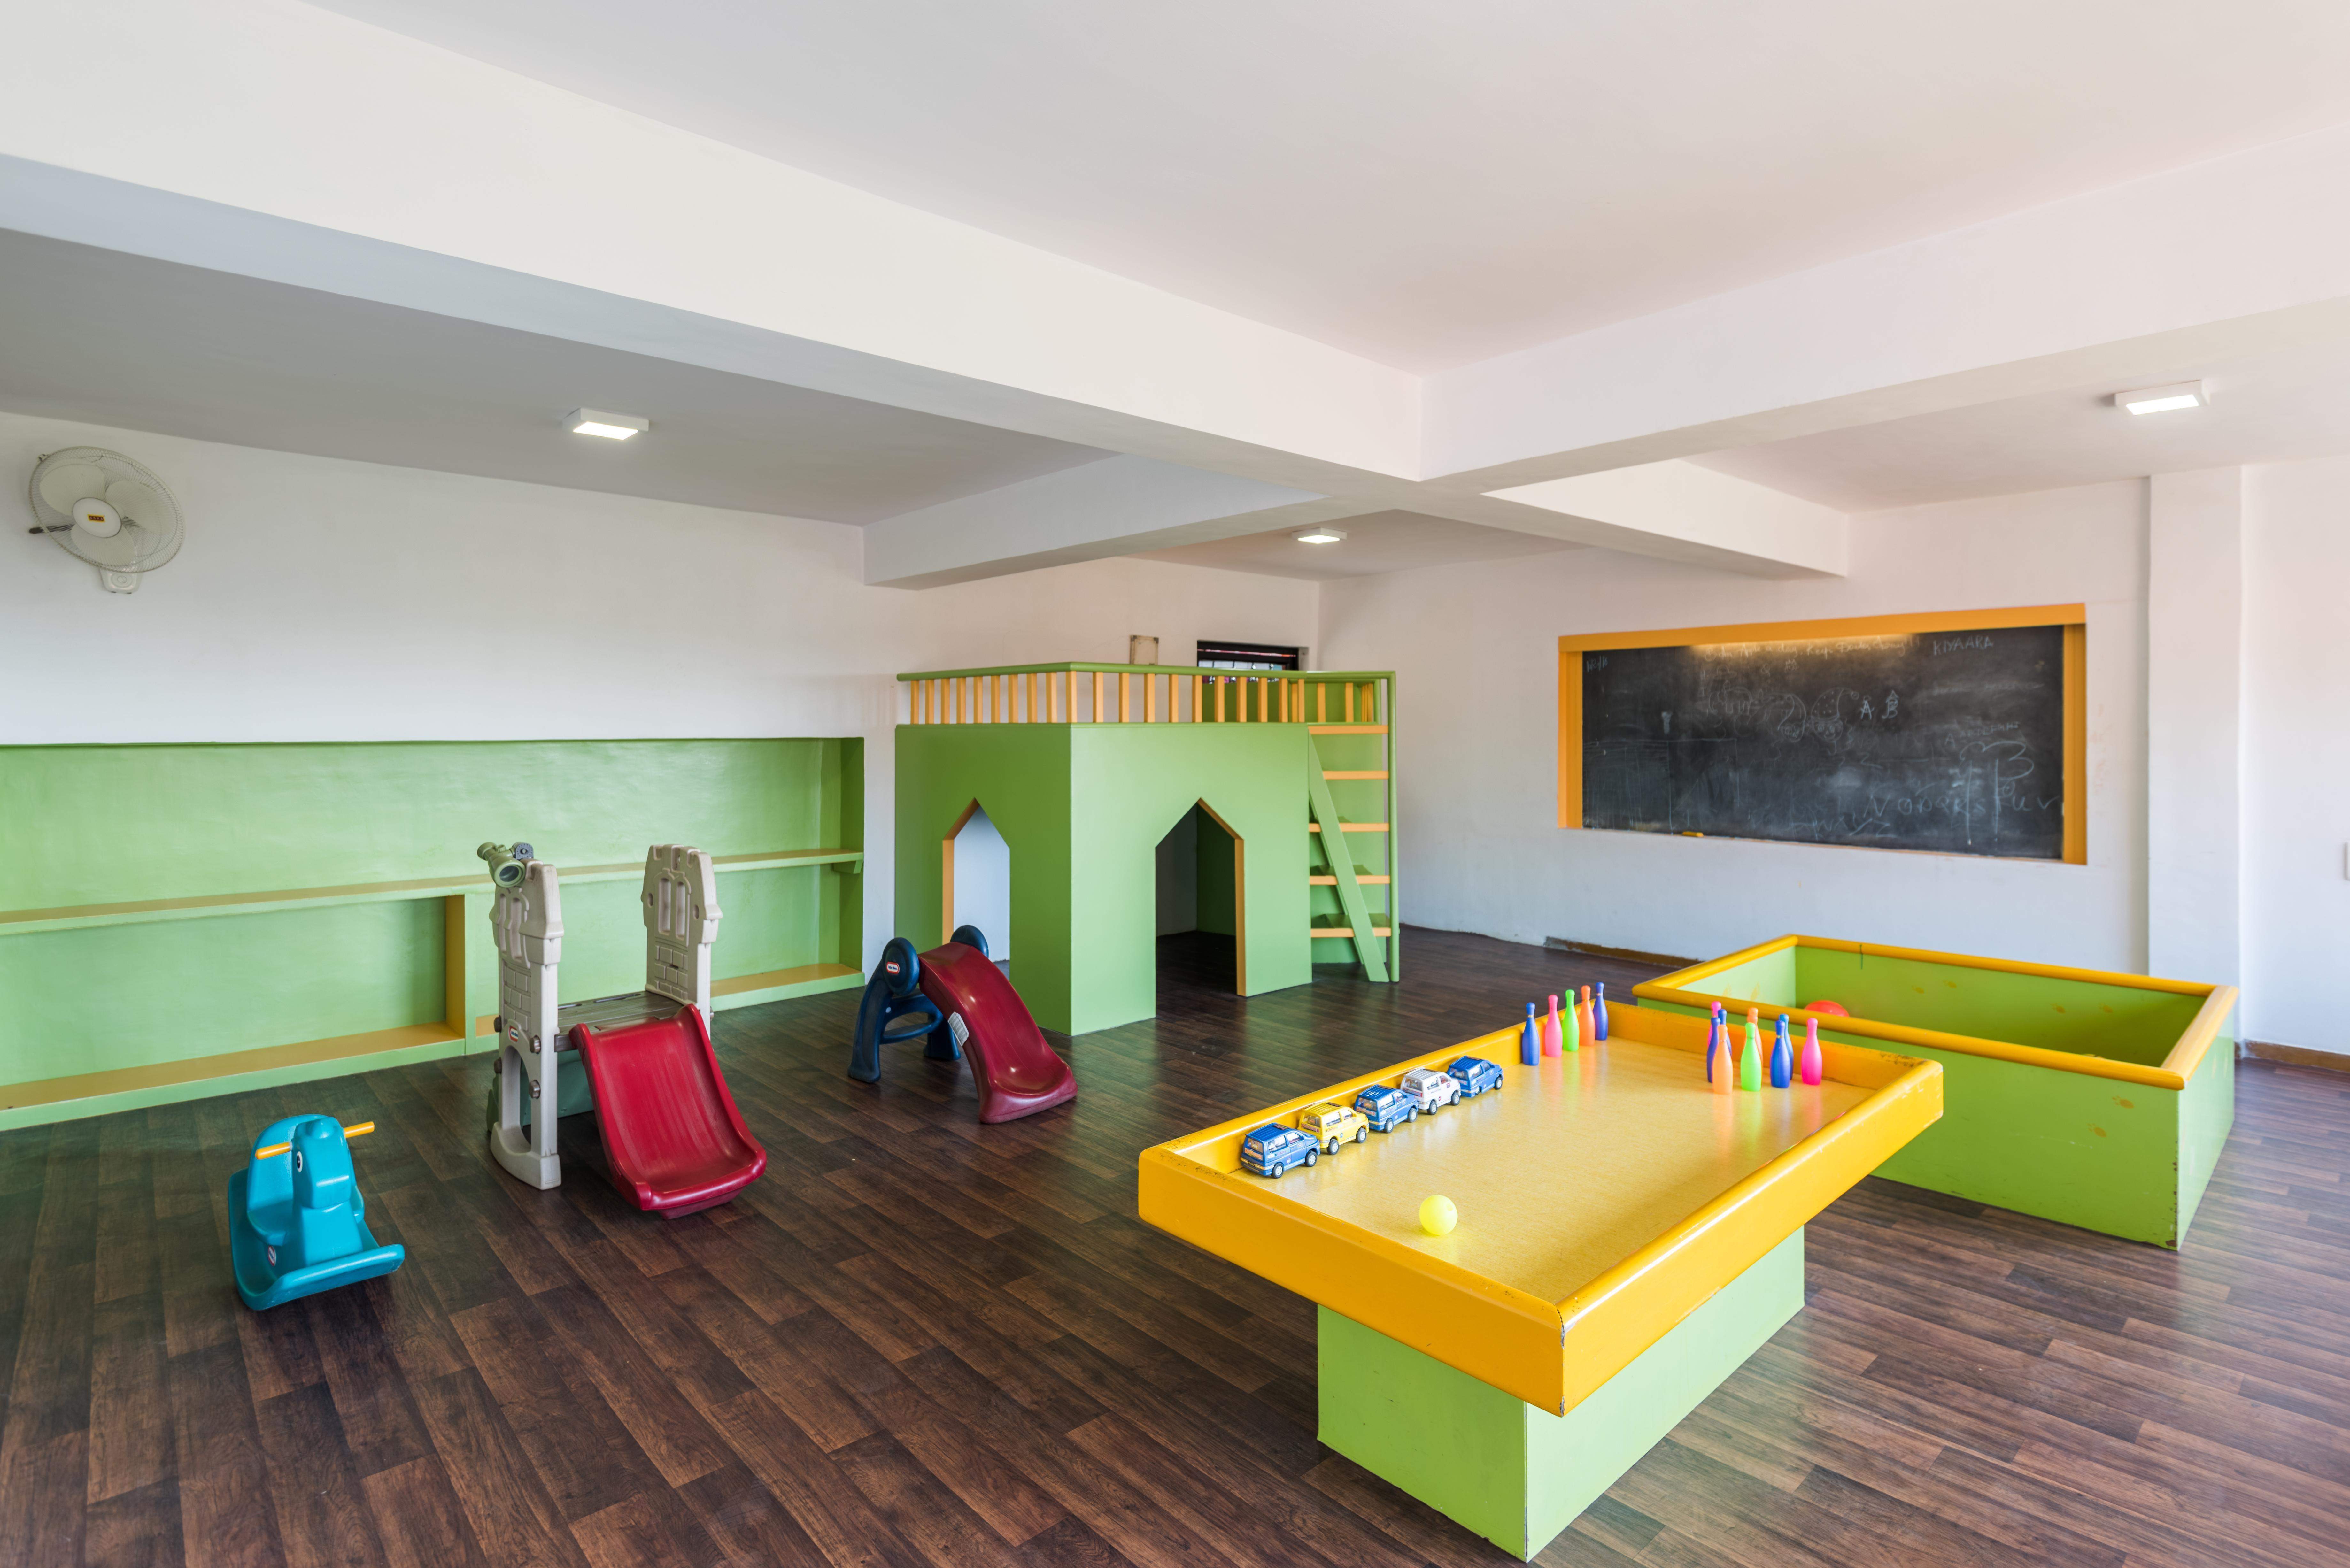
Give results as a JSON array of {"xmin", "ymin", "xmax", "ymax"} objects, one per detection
[{"xmin": 27, "ymin": 447, "xmax": 184, "ymax": 576}]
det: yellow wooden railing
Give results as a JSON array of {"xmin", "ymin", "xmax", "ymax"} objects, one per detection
[
  {"xmin": 896, "ymin": 661, "xmax": 1399, "ymax": 981},
  {"xmin": 896, "ymin": 662, "xmax": 1389, "ymax": 726}
]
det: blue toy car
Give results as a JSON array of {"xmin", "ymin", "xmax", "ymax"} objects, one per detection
[
  {"xmin": 1447, "ymin": 1055, "xmax": 1504, "ymax": 1097},
  {"xmin": 1353, "ymin": 1083, "xmax": 1415, "ymax": 1132},
  {"xmin": 1239, "ymin": 1122, "xmax": 1320, "ymax": 1177}
]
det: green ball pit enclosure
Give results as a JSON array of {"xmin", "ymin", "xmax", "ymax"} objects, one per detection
[{"xmin": 1635, "ymin": 936, "xmax": 2237, "ymax": 1248}]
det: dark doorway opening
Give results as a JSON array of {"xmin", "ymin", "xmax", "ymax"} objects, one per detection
[{"xmin": 1154, "ymin": 802, "xmax": 1241, "ymax": 1005}]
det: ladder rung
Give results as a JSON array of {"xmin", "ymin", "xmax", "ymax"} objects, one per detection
[
  {"xmin": 1322, "ymin": 771, "xmax": 1388, "ymax": 780},
  {"xmin": 1310, "ymin": 926, "xmax": 1393, "ymax": 938},
  {"xmin": 1307, "ymin": 822, "xmax": 1388, "ymax": 832},
  {"xmin": 1309, "ymin": 725, "xmax": 1387, "ymax": 734},
  {"xmin": 1309, "ymin": 874, "xmax": 1392, "ymax": 885}
]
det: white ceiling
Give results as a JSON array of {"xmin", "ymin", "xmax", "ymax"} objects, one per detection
[
  {"xmin": 0, "ymin": 228, "xmax": 1104, "ymax": 524},
  {"xmin": 1141, "ymin": 510, "xmax": 1580, "ymax": 580},
  {"xmin": 306, "ymin": 0, "xmax": 2350, "ymax": 371},
  {"xmin": 1692, "ymin": 335, "xmax": 2350, "ymax": 512}
]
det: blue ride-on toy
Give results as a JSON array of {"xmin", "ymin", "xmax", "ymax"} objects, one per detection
[{"xmin": 228, "ymin": 1115, "xmax": 405, "ymax": 1310}]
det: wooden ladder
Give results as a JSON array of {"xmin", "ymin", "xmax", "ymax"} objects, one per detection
[{"xmin": 1306, "ymin": 694, "xmax": 1395, "ymax": 982}]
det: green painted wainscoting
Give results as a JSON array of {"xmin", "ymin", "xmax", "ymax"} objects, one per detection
[
  {"xmin": 896, "ymin": 721, "xmax": 1314, "ymax": 1035},
  {"xmin": 1, "ymin": 738, "xmax": 864, "ymax": 1127}
]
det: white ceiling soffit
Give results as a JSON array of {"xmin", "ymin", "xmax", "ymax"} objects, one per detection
[
  {"xmin": 1691, "ymin": 335, "xmax": 2350, "ymax": 512},
  {"xmin": 308, "ymin": 0, "xmax": 2350, "ymax": 371},
  {"xmin": 0, "ymin": 228, "xmax": 1106, "ymax": 523},
  {"xmin": 1139, "ymin": 511, "xmax": 1584, "ymax": 582}
]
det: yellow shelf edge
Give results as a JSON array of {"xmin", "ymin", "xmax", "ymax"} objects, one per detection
[{"xmin": 1, "ymin": 849, "xmax": 864, "ymax": 935}]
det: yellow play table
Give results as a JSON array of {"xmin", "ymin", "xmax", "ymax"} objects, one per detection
[{"xmin": 1138, "ymin": 1004, "xmax": 1941, "ymax": 1558}]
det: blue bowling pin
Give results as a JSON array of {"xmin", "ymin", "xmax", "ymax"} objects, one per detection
[
  {"xmin": 1593, "ymin": 982, "xmax": 1609, "ymax": 1041},
  {"xmin": 1521, "ymin": 1001, "xmax": 1541, "ymax": 1065},
  {"xmin": 1770, "ymin": 1014, "xmax": 1794, "ymax": 1088}
]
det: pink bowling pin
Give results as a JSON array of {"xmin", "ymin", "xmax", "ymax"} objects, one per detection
[
  {"xmin": 1543, "ymin": 994, "xmax": 1563, "ymax": 1058},
  {"xmin": 1800, "ymin": 1016, "xmax": 1824, "ymax": 1086}
]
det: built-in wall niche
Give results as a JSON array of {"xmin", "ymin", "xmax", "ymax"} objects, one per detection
[{"xmin": 0, "ymin": 737, "xmax": 864, "ymax": 1127}]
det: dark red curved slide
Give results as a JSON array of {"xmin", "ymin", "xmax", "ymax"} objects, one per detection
[
  {"xmin": 917, "ymin": 942, "xmax": 1078, "ymax": 1123},
  {"xmin": 570, "ymin": 1006, "xmax": 766, "ymax": 1217}
]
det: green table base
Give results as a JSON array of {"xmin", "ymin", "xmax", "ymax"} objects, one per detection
[{"xmin": 1318, "ymin": 1228, "xmax": 1805, "ymax": 1560}]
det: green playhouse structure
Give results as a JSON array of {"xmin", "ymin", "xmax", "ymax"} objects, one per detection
[{"xmin": 896, "ymin": 663, "xmax": 1397, "ymax": 1035}]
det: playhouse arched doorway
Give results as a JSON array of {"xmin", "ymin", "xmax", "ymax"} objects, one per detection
[
  {"xmin": 1153, "ymin": 800, "xmax": 1244, "ymax": 1002},
  {"xmin": 943, "ymin": 800, "xmax": 1012, "ymax": 975}
]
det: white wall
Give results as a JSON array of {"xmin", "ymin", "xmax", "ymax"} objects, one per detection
[
  {"xmin": 0, "ymin": 410, "xmax": 1318, "ymax": 968},
  {"xmin": 2243, "ymin": 455, "xmax": 2350, "ymax": 1054},
  {"xmin": 2145, "ymin": 469, "xmax": 2244, "ymax": 988},
  {"xmin": 948, "ymin": 806, "xmax": 1011, "ymax": 960},
  {"xmin": 17, "ymin": 405, "xmax": 2338, "ymax": 1055},
  {"xmin": 1319, "ymin": 481, "xmax": 2149, "ymax": 975}
]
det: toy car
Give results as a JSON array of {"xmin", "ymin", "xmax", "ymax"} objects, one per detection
[
  {"xmin": 1398, "ymin": 1066, "xmax": 1462, "ymax": 1113},
  {"xmin": 1353, "ymin": 1083, "xmax": 1415, "ymax": 1132},
  {"xmin": 1296, "ymin": 1101, "xmax": 1369, "ymax": 1153},
  {"xmin": 1447, "ymin": 1056, "xmax": 1504, "ymax": 1097},
  {"xmin": 1239, "ymin": 1123, "xmax": 1320, "ymax": 1177}
]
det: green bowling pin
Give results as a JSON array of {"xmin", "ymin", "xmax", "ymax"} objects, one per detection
[{"xmin": 1738, "ymin": 1007, "xmax": 1764, "ymax": 1091}]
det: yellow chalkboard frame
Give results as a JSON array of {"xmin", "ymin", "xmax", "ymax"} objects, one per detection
[{"xmin": 1558, "ymin": 605, "xmax": 2087, "ymax": 865}]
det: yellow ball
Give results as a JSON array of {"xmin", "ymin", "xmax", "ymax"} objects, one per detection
[{"xmin": 1418, "ymin": 1194, "xmax": 1458, "ymax": 1236}]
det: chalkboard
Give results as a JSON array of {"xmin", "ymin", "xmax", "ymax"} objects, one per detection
[{"xmin": 1577, "ymin": 624, "xmax": 2069, "ymax": 858}]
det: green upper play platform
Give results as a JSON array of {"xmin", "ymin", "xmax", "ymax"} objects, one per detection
[{"xmin": 896, "ymin": 663, "xmax": 1396, "ymax": 1035}]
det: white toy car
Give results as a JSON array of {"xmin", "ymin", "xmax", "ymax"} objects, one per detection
[{"xmin": 1398, "ymin": 1066, "xmax": 1462, "ymax": 1113}]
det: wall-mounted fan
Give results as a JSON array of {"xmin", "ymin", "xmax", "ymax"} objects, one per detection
[{"xmin": 25, "ymin": 447, "xmax": 184, "ymax": 594}]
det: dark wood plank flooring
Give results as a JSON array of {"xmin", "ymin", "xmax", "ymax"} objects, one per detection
[{"xmin": 1, "ymin": 926, "xmax": 2343, "ymax": 1566}]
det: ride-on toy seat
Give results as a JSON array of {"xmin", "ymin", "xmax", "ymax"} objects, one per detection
[{"xmin": 228, "ymin": 1116, "xmax": 404, "ymax": 1310}]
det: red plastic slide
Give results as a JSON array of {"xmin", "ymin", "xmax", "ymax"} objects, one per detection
[
  {"xmin": 916, "ymin": 942, "xmax": 1078, "ymax": 1123},
  {"xmin": 569, "ymin": 1006, "xmax": 766, "ymax": 1217}
]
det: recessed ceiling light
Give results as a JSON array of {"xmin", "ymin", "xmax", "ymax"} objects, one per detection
[
  {"xmin": 1293, "ymin": 527, "xmax": 1347, "ymax": 545},
  {"xmin": 565, "ymin": 407, "xmax": 650, "ymax": 439},
  {"xmin": 2113, "ymin": 380, "xmax": 2208, "ymax": 416}
]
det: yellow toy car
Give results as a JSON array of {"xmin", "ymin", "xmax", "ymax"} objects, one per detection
[{"xmin": 1295, "ymin": 1101, "xmax": 1369, "ymax": 1154}]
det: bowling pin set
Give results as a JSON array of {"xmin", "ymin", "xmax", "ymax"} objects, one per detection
[
  {"xmin": 1519, "ymin": 982, "xmax": 1607, "ymax": 1064},
  {"xmin": 1703, "ymin": 1003, "xmax": 1824, "ymax": 1093}
]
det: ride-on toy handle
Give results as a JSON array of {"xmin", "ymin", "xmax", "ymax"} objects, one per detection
[{"xmin": 252, "ymin": 1120, "xmax": 374, "ymax": 1160}]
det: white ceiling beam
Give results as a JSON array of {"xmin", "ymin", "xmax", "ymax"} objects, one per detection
[
  {"xmin": 863, "ymin": 457, "xmax": 1364, "ymax": 588},
  {"xmin": 1425, "ymin": 120, "xmax": 2350, "ymax": 489},
  {"xmin": 9, "ymin": 0, "xmax": 2348, "ymax": 587},
  {"xmin": 864, "ymin": 457, "xmax": 1845, "ymax": 586},
  {"xmin": 1479, "ymin": 461, "xmax": 1847, "ymax": 578},
  {"xmin": 0, "ymin": 0, "xmax": 1418, "ymax": 489}
]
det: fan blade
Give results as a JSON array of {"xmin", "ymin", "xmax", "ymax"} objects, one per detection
[
  {"xmin": 37, "ymin": 462, "xmax": 110, "ymax": 518},
  {"xmin": 73, "ymin": 524, "xmax": 145, "ymax": 569},
  {"xmin": 103, "ymin": 478, "xmax": 167, "ymax": 529}
]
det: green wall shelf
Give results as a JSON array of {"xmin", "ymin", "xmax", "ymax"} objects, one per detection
[{"xmin": 1, "ymin": 738, "xmax": 864, "ymax": 1128}]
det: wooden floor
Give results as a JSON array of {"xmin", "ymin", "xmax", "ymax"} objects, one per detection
[{"xmin": 2, "ymin": 926, "xmax": 2345, "ymax": 1567}]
